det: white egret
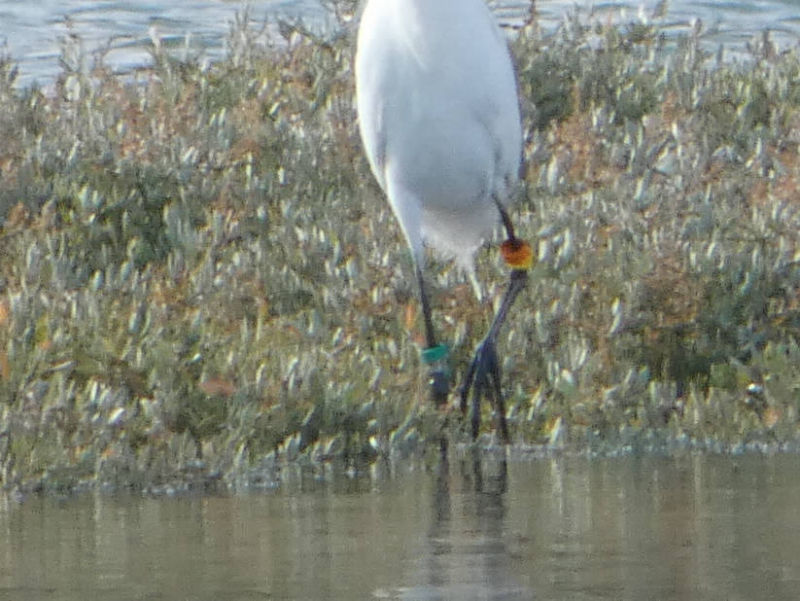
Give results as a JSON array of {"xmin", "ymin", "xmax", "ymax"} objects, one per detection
[{"xmin": 355, "ymin": 0, "xmax": 532, "ymax": 442}]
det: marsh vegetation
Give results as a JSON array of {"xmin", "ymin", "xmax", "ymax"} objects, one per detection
[{"xmin": 1, "ymin": 5, "xmax": 800, "ymax": 494}]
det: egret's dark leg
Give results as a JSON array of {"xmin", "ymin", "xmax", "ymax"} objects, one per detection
[
  {"xmin": 460, "ymin": 269, "xmax": 527, "ymax": 442},
  {"xmin": 416, "ymin": 263, "xmax": 450, "ymax": 407},
  {"xmin": 460, "ymin": 200, "xmax": 529, "ymax": 443}
]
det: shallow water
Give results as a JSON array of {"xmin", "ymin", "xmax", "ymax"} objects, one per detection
[
  {"xmin": 1, "ymin": 453, "xmax": 799, "ymax": 600},
  {"xmin": 1, "ymin": 0, "xmax": 800, "ymax": 88}
]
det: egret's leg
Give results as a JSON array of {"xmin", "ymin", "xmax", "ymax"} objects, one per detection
[
  {"xmin": 416, "ymin": 263, "xmax": 437, "ymax": 349},
  {"xmin": 460, "ymin": 199, "xmax": 531, "ymax": 442},
  {"xmin": 460, "ymin": 269, "xmax": 527, "ymax": 443},
  {"xmin": 416, "ymin": 263, "xmax": 450, "ymax": 407}
]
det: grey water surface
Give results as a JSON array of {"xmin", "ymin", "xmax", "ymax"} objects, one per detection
[
  {"xmin": 1, "ymin": 1, "xmax": 800, "ymax": 88},
  {"xmin": 1, "ymin": 453, "xmax": 799, "ymax": 600}
]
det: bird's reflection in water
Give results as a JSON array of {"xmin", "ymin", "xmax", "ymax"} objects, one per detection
[{"xmin": 401, "ymin": 449, "xmax": 528, "ymax": 601}]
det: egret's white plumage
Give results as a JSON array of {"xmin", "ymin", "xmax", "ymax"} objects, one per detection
[
  {"xmin": 355, "ymin": 0, "xmax": 522, "ymax": 275},
  {"xmin": 355, "ymin": 0, "xmax": 528, "ymax": 441}
]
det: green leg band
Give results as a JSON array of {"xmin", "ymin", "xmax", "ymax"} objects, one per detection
[{"xmin": 421, "ymin": 344, "xmax": 450, "ymax": 365}]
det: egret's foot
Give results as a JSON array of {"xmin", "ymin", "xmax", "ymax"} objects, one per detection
[
  {"xmin": 460, "ymin": 337, "xmax": 510, "ymax": 444},
  {"xmin": 422, "ymin": 344, "xmax": 451, "ymax": 408}
]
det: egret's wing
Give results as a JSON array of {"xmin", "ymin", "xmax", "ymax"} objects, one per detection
[{"xmin": 355, "ymin": 0, "xmax": 394, "ymax": 192}]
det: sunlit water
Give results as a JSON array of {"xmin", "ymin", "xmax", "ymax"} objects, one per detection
[
  {"xmin": 1, "ymin": 1, "xmax": 800, "ymax": 88},
  {"xmin": 1, "ymin": 453, "xmax": 799, "ymax": 601}
]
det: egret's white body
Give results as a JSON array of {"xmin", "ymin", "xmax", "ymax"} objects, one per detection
[
  {"xmin": 355, "ymin": 0, "xmax": 522, "ymax": 274},
  {"xmin": 355, "ymin": 0, "xmax": 527, "ymax": 440}
]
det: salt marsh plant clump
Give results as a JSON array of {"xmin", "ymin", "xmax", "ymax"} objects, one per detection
[{"xmin": 1, "ymin": 5, "xmax": 800, "ymax": 494}]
